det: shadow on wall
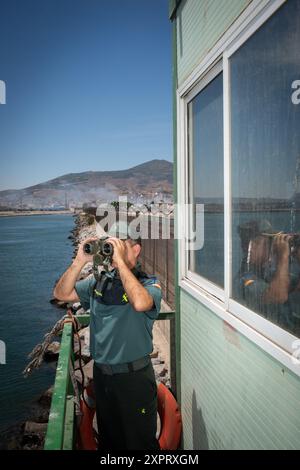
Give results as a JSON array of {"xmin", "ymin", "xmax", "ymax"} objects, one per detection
[{"xmin": 192, "ymin": 389, "xmax": 209, "ymax": 450}]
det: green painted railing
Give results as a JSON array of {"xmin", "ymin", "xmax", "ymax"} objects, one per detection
[
  {"xmin": 44, "ymin": 314, "xmax": 90, "ymax": 450},
  {"xmin": 44, "ymin": 311, "xmax": 174, "ymax": 450}
]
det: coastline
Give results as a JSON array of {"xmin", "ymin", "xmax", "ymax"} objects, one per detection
[{"xmin": 0, "ymin": 210, "xmax": 74, "ymax": 217}]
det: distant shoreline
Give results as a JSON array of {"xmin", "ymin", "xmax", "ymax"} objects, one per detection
[{"xmin": 0, "ymin": 210, "xmax": 74, "ymax": 217}]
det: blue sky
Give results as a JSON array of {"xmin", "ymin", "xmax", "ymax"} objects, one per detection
[{"xmin": 0, "ymin": 0, "xmax": 172, "ymax": 191}]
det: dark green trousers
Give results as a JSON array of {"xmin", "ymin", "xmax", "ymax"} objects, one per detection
[{"xmin": 93, "ymin": 361, "xmax": 160, "ymax": 451}]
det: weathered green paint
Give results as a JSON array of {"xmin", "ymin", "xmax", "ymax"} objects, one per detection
[
  {"xmin": 62, "ymin": 395, "xmax": 75, "ymax": 451},
  {"xmin": 175, "ymin": 0, "xmax": 252, "ymax": 86},
  {"xmin": 157, "ymin": 311, "xmax": 175, "ymax": 320},
  {"xmin": 76, "ymin": 314, "xmax": 91, "ymax": 326},
  {"xmin": 44, "ymin": 323, "xmax": 73, "ymax": 450},
  {"xmin": 180, "ymin": 290, "xmax": 300, "ymax": 450}
]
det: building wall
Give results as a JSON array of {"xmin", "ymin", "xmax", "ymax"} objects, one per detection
[
  {"xmin": 180, "ymin": 290, "xmax": 300, "ymax": 449},
  {"xmin": 176, "ymin": 0, "xmax": 252, "ymax": 86},
  {"xmin": 174, "ymin": 0, "xmax": 300, "ymax": 450}
]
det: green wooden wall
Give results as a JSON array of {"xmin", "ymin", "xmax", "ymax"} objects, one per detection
[
  {"xmin": 172, "ymin": 0, "xmax": 300, "ymax": 450},
  {"xmin": 175, "ymin": 0, "xmax": 252, "ymax": 86},
  {"xmin": 180, "ymin": 290, "xmax": 300, "ymax": 449}
]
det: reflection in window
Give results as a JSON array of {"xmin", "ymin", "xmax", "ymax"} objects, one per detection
[
  {"xmin": 188, "ymin": 72, "xmax": 224, "ymax": 288},
  {"xmin": 231, "ymin": 0, "xmax": 300, "ymax": 337}
]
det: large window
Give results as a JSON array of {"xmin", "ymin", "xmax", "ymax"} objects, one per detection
[
  {"xmin": 187, "ymin": 69, "xmax": 224, "ymax": 289},
  {"xmin": 180, "ymin": 0, "xmax": 300, "ymax": 358},
  {"xmin": 231, "ymin": 0, "xmax": 300, "ymax": 338}
]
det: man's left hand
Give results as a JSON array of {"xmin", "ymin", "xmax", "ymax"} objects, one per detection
[{"xmin": 108, "ymin": 237, "xmax": 127, "ymax": 268}]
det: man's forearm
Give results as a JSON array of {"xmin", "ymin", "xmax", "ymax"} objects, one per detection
[
  {"xmin": 263, "ymin": 257, "xmax": 290, "ymax": 304},
  {"xmin": 54, "ymin": 259, "xmax": 85, "ymax": 299},
  {"xmin": 117, "ymin": 261, "xmax": 153, "ymax": 312}
]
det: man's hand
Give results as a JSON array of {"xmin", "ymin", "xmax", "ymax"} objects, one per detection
[
  {"xmin": 108, "ymin": 237, "xmax": 127, "ymax": 269},
  {"xmin": 272, "ymin": 233, "xmax": 291, "ymax": 262},
  {"xmin": 75, "ymin": 237, "xmax": 98, "ymax": 266},
  {"xmin": 53, "ymin": 236, "xmax": 97, "ymax": 302}
]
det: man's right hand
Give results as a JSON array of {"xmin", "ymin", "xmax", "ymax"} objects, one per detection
[
  {"xmin": 75, "ymin": 237, "xmax": 98, "ymax": 265},
  {"xmin": 53, "ymin": 236, "xmax": 98, "ymax": 302}
]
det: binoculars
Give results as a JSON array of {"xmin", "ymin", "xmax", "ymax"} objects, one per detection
[{"xmin": 83, "ymin": 237, "xmax": 114, "ymax": 258}]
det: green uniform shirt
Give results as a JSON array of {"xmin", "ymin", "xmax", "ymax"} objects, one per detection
[{"xmin": 75, "ymin": 272, "xmax": 162, "ymax": 365}]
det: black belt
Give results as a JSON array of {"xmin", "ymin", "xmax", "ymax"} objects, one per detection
[{"xmin": 95, "ymin": 355, "xmax": 151, "ymax": 375}]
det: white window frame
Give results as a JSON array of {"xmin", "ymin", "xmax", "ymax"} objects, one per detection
[
  {"xmin": 177, "ymin": 0, "xmax": 300, "ymax": 377},
  {"xmin": 185, "ymin": 61, "xmax": 224, "ymax": 302}
]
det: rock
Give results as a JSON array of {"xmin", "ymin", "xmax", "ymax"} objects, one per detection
[
  {"xmin": 0, "ymin": 424, "xmax": 23, "ymax": 450},
  {"xmin": 24, "ymin": 421, "xmax": 47, "ymax": 436},
  {"xmin": 22, "ymin": 411, "xmax": 50, "ymax": 449},
  {"xmin": 72, "ymin": 302, "xmax": 82, "ymax": 311},
  {"xmin": 44, "ymin": 341, "xmax": 60, "ymax": 361},
  {"xmin": 157, "ymin": 376, "xmax": 170, "ymax": 387},
  {"xmin": 75, "ymin": 359, "xmax": 94, "ymax": 387},
  {"xmin": 78, "ymin": 327, "xmax": 90, "ymax": 360},
  {"xmin": 81, "ymin": 342, "xmax": 91, "ymax": 362},
  {"xmin": 75, "ymin": 307, "xmax": 85, "ymax": 316},
  {"xmin": 151, "ymin": 358, "xmax": 164, "ymax": 365},
  {"xmin": 38, "ymin": 386, "xmax": 54, "ymax": 407},
  {"xmin": 79, "ymin": 326, "xmax": 90, "ymax": 340},
  {"xmin": 153, "ymin": 364, "xmax": 167, "ymax": 378},
  {"xmin": 150, "ymin": 350, "xmax": 159, "ymax": 359}
]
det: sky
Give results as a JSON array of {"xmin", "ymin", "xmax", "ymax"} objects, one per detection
[{"xmin": 0, "ymin": 0, "xmax": 172, "ymax": 191}]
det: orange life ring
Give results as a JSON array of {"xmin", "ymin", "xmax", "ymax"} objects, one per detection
[
  {"xmin": 157, "ymin": 382, "xmax": 182, "ymax": 450},
  {"xmin": 77, "ymin": 382, "xmax": 182, "ymax": 450}
]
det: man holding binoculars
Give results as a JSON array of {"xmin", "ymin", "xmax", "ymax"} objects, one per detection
[{"xmin": 53, "ymin": 223, "xmax": 162, "ymax": 450}]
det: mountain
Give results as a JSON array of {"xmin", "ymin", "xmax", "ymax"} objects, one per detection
[{"xmin": 0, "ymin": 159, "xmax": 173, "ymax": 209}]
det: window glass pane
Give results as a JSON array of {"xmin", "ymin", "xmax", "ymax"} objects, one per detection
[
  {"xmin": 231, "ymin": 0, "xmax": 300, "ymax": 337},
  {"xmin": 188, "ymin": 72, "xmax": 224, "ymax": 288}
]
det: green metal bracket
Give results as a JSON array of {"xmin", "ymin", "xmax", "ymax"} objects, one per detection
[
  {"xmin": 76, "ymin": 314, "xmax": 91, "ymax": 327},
  {"xmin": 157, "ymin": 311, "xmax": 175, "ymax": 321}
]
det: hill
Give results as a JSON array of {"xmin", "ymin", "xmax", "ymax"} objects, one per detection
[{"xmin": 0, "ymin": 159, "xmax": 173, "ymax": 209}]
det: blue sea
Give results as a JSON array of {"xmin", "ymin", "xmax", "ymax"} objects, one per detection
[{"xmin": 0, "ymin": 215, "xmax": 74, "ymax": 432}]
